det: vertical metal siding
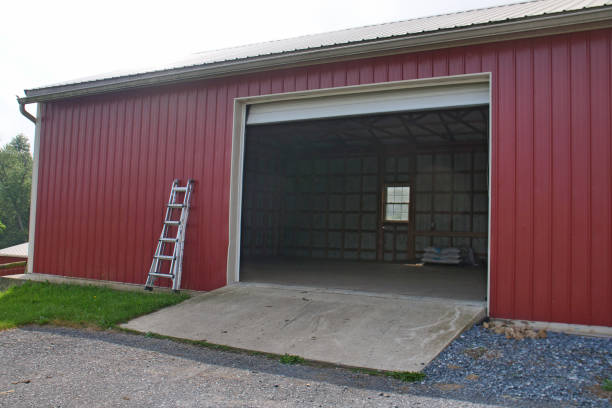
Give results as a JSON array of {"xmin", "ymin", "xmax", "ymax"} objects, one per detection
[
  {"xmin": 34, "ymin": 29, "xmax": 612, "ymax": 326},
  {"xmin": 0, "ymin": 256, "xmax": 27, "ymax": 276}
]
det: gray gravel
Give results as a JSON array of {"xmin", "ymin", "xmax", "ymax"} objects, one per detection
[
  {"xmin": 0, "ymin": 325, "xmax": 610, "ymax": 407},
  {"xmin": 0, "ymin": 326, "xmax": 493, "ymax": 408},
  {"xmin": 423, "ymin": 325, "xmax": 612, "ymax": 407}
]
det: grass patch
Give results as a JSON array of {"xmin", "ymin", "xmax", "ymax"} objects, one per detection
[
  {"xmin": 0, "ymin": 281, "xmax": 188, "ymax": 330},
  {"xmin": 0, "ymin": 261, "xmax": 26, "ymax": 270},
  {"xmin": 389, "ymin": 371, "xmax": 426, "ymax": 382},
  {"xmin": 602, "ymin": 379, "xmax": 612, "ymax": 392},
  {"xmin": 279, "ymin": 354, "xmax": 305, "ymax": 365},
  {"xmin": 351, "ymin": 367, "xmax": 426, "ymax": 382}
]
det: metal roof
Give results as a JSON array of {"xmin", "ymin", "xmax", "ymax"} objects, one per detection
[
  {"xmin": 23, "ymin": 0, "xmax": 612, "ymax": 99},
  {"xmin": 0, "ymin": 242, "xmax": 28, "ymax": 258},
  {"xmin": 180, "ymin": 0, "xmax": 612, "ymax": 66}
]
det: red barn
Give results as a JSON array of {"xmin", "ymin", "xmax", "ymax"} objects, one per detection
[
  {"xmin": 0, "ymin": 243, "xmax": 28, "ymax": 276},
  {"xmin": 18, "ymin": 0, "xmax": 612, "ymax": 328}
]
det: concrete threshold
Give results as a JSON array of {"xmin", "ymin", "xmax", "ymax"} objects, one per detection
[
  {"xmin": 122, "ymin": 284, "xmax": 486, "ymax": 372},
  {"xmin": 238, "ymin": 281, "xmax": 487, "ymax": 308}
]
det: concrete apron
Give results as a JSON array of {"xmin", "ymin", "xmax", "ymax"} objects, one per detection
[{"xmin": 121, "ymin": 284, "xmax": 485, "ymax": 372}]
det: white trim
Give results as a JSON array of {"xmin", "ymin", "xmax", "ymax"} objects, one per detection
[
  {"xmin": 27, "ymin": 104, "xmax": 40, "ymax": 274},
  {"xmin": 247, "ymin": 83, "xmax": 489, "ymax": 125},
  {"xmin": 237, "ymin": 73, "xmax": 490, "ymax": 105},
  {"xmin": 226, "ymin": 73, "xmax": 492, "ymax": 311},
  {"xmin": 5, "ymin": 272, "xmax": 204, "ymax": 295},
  {"xmin": 487, "ymin": 78, "xmax": 492, "ymax": 315},
  {"xmin": 226, "ymin": 102, "xmax": 247, "ymax": 284}
]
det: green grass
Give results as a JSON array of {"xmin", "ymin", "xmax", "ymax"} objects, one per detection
[
  {"xmin": 0, "ymin": 281, "xmax": 189, "ymax": 330},
  {"xmin": 352, "ymin": 367, "xmax": 426, "ymax": 382},
  {"xmin": 602, "ymin": 379, "xmax": 612, "ymax": 392},
  {"xmin": 279, "ymin": 354, "xmax": 305, "ymax": 365},
  {"xmin": 0, "ymin": 260, "xmax": 27, "ymax": 270},
  {"xmin": 389, "ymin": 371, "xmax": 426, "ymax": 382}
]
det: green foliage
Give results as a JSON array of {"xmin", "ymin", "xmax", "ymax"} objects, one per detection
[
  {"xmin": 602, "ymin": 379, "xmax": 612, "ymax": 392},
  {"xmin": 0, "ymin": 260, "xmax": 26, "ymax": 270},
  {"xmin": 0, "ymin": 281, "xmax": 189, "ymax": 330},
  {"xmin": 352, "ymin": 367, "xmax": 426, "ymax": 382},
  {"xmin": 389, "ymin": 371, "xmax": 426, "ymax": 382},
  {"xmin": 0, "ymin": 135, "xmax": 32, "ymax": 248},
  {"xmin": 279, "ymin": 354, "xmax": 305, "ymax": 365}
]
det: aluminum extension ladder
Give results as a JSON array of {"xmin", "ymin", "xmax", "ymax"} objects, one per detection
[{"xmin": 145, "ymin": 179, "xmax": 194, "ymax": 292}]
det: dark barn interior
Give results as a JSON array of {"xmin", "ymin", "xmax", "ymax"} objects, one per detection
[{"xmin": 239, "ymin": 106, "xmax": 489, "ymax": 302}]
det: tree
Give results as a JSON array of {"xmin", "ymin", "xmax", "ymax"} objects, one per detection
[{"xmin": 0, "ymin": 135, "xmax": 32, "ymax": 248}]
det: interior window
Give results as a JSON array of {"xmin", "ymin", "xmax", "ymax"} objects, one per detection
[{"xmin": 384, "ymin": 185, "xmax": 410, "ymax": 222}]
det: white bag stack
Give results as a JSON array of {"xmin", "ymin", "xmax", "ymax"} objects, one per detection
[{"xmin": 422, "ymin": 247, "xmax": 462, "ymax": 264}]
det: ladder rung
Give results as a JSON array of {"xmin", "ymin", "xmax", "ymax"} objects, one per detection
[
  {"xmin": 149, "ymin": 272, "xmax": 174, "ymax": 278},
  {"xmin": 159, "ymin": 237, "xmax": 178, "ymax": 243},
  {"xmin": 165, "ymin": 220, "xmax": 180, "ymax": 226},
  {"xmin": 168, "ymin": 203, "xmax": 185, "ymax": 208},
  {"xmin": 155, "ymin": 255, "xmax": 175, "ymax": 260},
  {"xmin": 173, "ymin": 187, "xmax": 188, "ymax": 192}
]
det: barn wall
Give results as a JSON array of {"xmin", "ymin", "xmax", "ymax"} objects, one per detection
[
  {"xmin": 0, "ymin": 256, "xmax": 27, "ymax": 276},
  {"xmin": 34, "ymin": 29, "xmax": 612, "ymax": 326},
  {"xmin": 413, "ymin": 149, "xmax": 489, "ymax": 259},
  {"xmin": 241, "ymin": 144, "xmax": 284, "ymax": 257},
  {"xmin": 241, "ymin": 145, "xmax": 489, "ymax": 263}
]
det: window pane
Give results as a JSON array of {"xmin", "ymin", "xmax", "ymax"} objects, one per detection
[
  {"xmin": 386, "ymin": 186, "xmax": 410, "ymax": 204},
  {"xmin": 385, "ymin": 203, "xmax": 409, "ymax": 221}
]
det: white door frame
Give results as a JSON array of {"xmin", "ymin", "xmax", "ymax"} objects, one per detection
[{"xmin": 226, "ymin": 72, "xmax": 492, "ymax": 310}]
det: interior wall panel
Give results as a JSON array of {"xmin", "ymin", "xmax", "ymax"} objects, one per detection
[{"xmin": 33, "ymin": 29, "xmax": 612, "ymax": 326}]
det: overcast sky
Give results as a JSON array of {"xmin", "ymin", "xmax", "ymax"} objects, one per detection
[{"xmin": 1, "ymin": 0, "xmax": 525, "ymax": 149}]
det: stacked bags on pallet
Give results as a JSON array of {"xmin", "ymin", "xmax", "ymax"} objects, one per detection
[{"xmin": 421, "ymin": 247, "xmax": 462, "ymax": 265}]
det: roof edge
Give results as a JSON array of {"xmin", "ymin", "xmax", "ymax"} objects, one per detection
[{"xmin": 20, "ymin": 7, "xmax": 612, "ymax": 104}]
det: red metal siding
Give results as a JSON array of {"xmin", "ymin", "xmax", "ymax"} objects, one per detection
[
  {"xmin": 33, "ymin": 29, "xmax": 612, "ymax": 326},
  {"xmin": 0, "ymin": 256, "xmax": 27, "ymax": 276}
]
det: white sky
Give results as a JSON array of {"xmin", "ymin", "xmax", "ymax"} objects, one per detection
[{"xmin": 1, "ymin": 0, "xmax": 525, "ymax": 149}]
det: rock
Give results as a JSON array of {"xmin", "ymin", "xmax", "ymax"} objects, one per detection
[{"xmin": 536, "ymin": 329, "xmax": 547, "ymax": 339}]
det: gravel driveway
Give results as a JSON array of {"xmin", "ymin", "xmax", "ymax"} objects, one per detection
[{"xmin": 0, "ymin": 325, "xmax": 610, "ymax": 407}]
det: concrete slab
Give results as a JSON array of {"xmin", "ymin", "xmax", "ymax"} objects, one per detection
[
  {"xmin": 122, "ymin": 284, "xmax": 485, "ymax": 372},
  {"xmin": 241, "ymin": 258, "xmax": 487, "ymax": 302}
]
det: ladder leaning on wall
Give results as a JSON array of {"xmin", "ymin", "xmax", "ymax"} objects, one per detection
[{"xmin": 145, "ymin": 179, "xmax": 194, "ymax": 292}]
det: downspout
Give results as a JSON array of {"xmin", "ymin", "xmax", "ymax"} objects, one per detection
[{"xmin": 18, "ymin": 98, "xmax": 37, "ymax": 123}]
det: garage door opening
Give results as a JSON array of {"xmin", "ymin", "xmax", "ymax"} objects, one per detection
[{"xmin": 237, "ymin": 96, "xmax": 489, "ymax": 304}]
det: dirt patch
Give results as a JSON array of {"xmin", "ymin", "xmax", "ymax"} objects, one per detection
[
  {"xmin": 464, "ymin": 347, "xmax": 487, "ymax": 359},
  {"xmin": 586, "ymin": 384, "xmax": 612, "ymax": 402},
  {"xmin": 483, "ymin": 321, "xmax": 546, "ymax": 340},
  {"xmin": 435, "ymin": 383, "xmax": 463, "ymax": 391}
]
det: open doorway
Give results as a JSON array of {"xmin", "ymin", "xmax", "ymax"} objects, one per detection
[{"xmin": 238, "ymin": 104, "xmax": 488, "ymax": 303}]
